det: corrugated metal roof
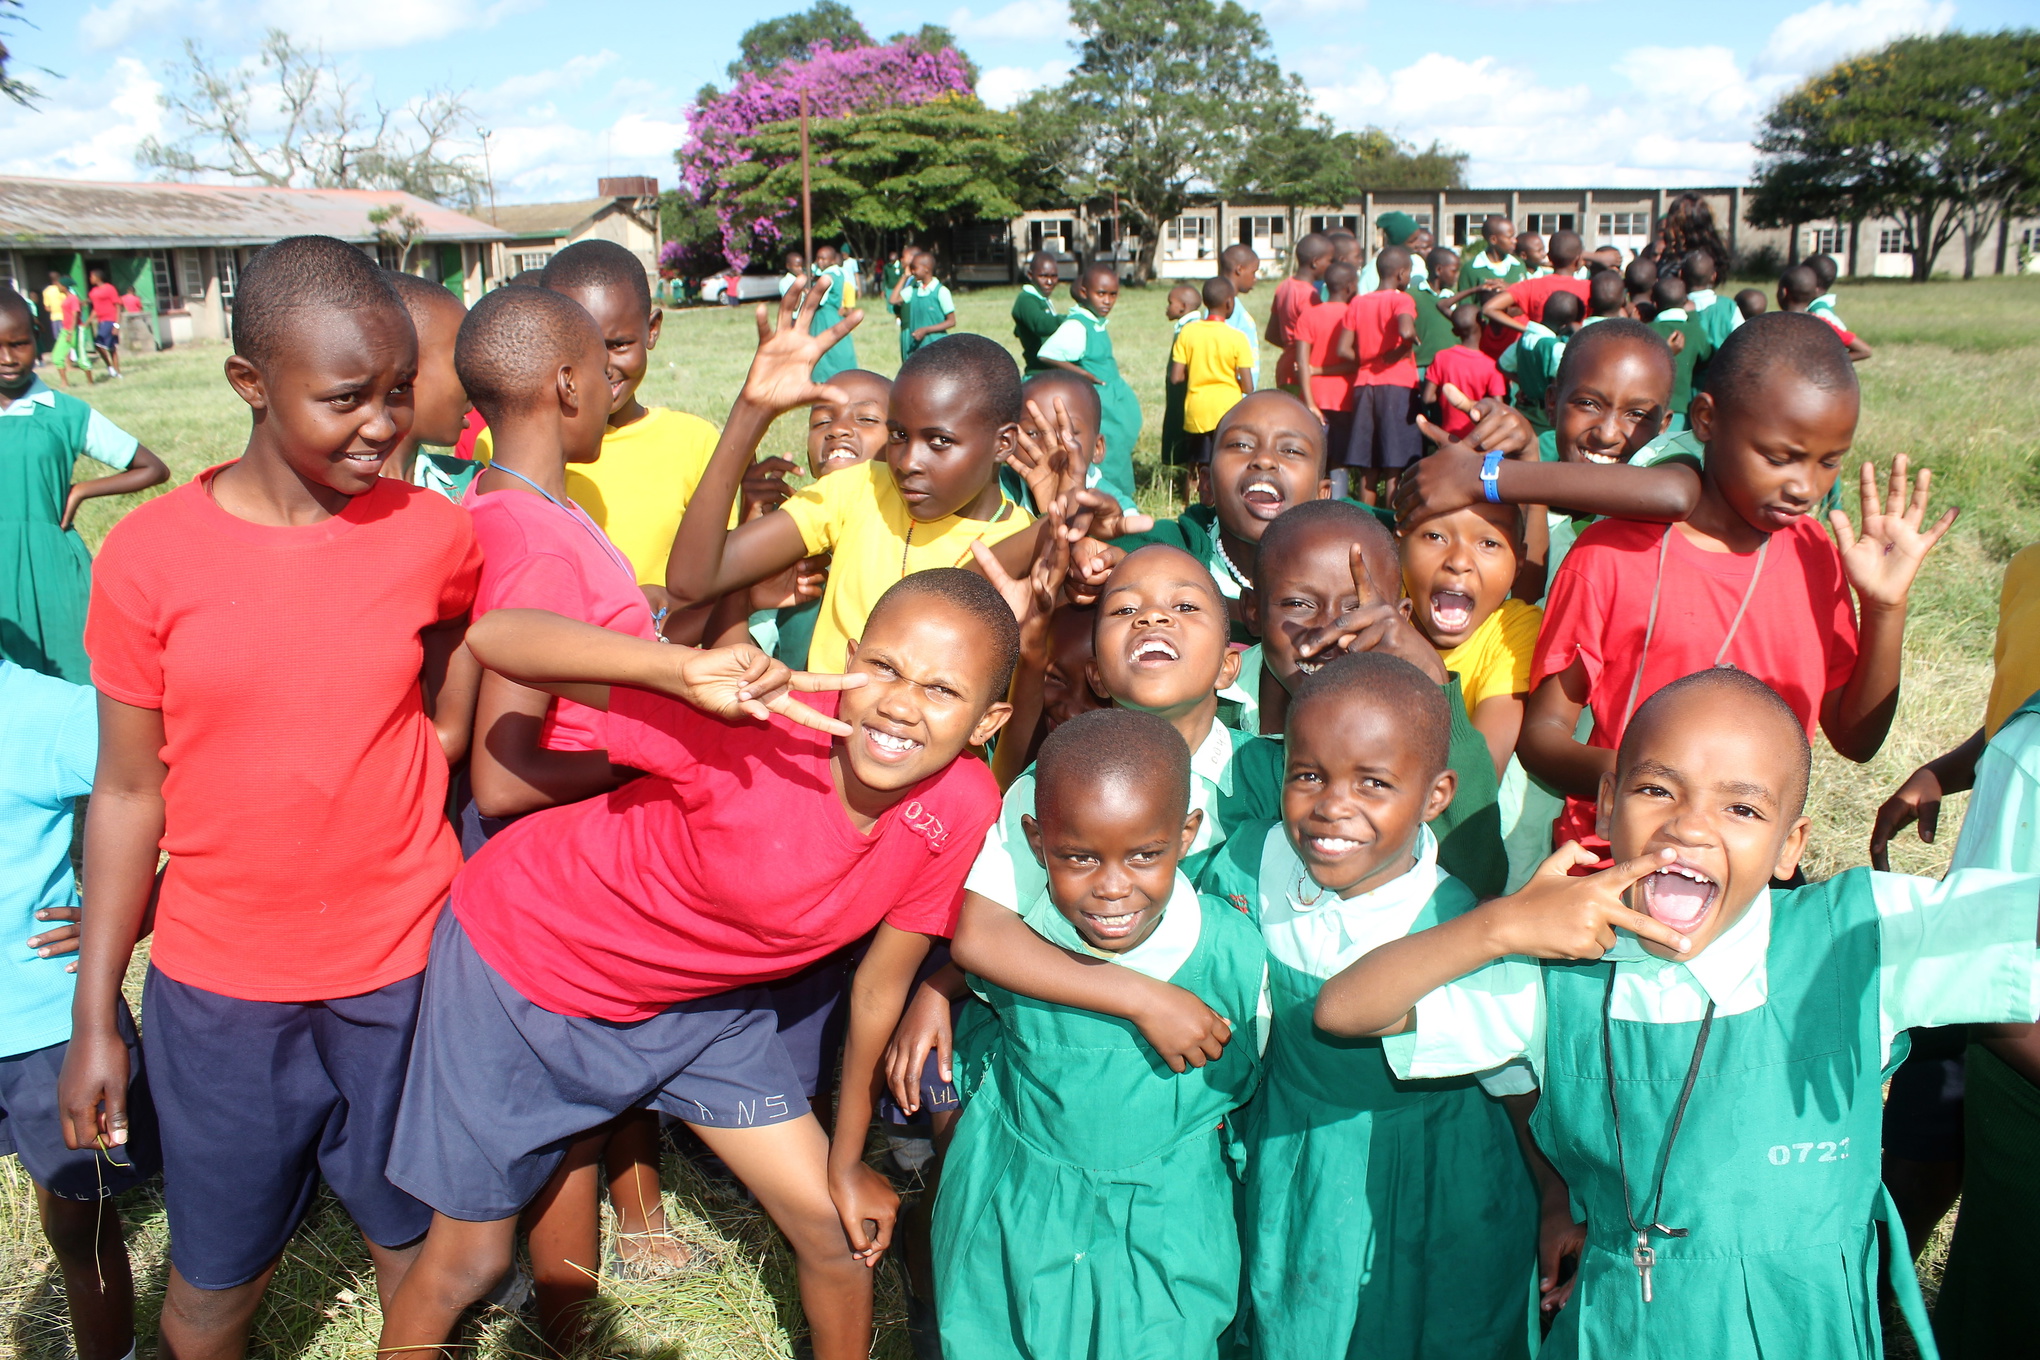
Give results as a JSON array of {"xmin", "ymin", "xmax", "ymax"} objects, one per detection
[
  {"xmin": 0, "ymin": 176, "xmax": 511, "ymax": 249},
  {"xmin": 483, "ymin": 197, "xmax": 610, "ymax": 238}
]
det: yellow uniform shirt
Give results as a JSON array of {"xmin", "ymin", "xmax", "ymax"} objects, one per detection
[
  {"xmin": 780, "ymin": 459, "xmax": 1034, "ymax": 674},
  {"xmin": 1438, "ymin": 597, "xmax": 1543, "ymax": 714},
  {"xmin": 560, "ymin": 408, "xmax": 725, "ymax": 585},
  {"xmin": 1171, "ymin": 318, "xmax": 1256, "ymax": 434},
  {"xmin": 1987, "ymin": 543, "xmax": 2040, "ymax": 736}
]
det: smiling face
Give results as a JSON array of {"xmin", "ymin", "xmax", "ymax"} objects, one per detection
[
  {"xmin": 1209, "ymin": 392, "xmax": 1331, "ymax": 544},
  {"xmin": 1089, "ymin": 546, "xmax": 1237, "ymax": 724},
  {"xmin": 1024, "ymin": 782, "xmax": 1201, "ymax": 952},
  {"xmin": 228, "ymin": 306, "xmax": 417, "ymax": 496},
  {"xmin": 1518, "ymin": 233, "xmax": 1548, "ymax": 269},
  {"xmin": 1249, "ymin": 519, "xmax": 1402, "ymax": 696},
  {"xmin": 807, "ymin": 370, "xmax": 893, "ymax": 479},
  {"xmin": 550, "ymin": 282, "xmax": 657, "ymax": 418},
  {"xmin": 1402, "ymin": 504, "xmax": 1521, "ymax": 651},
  {"xmin": 1284, "ymin": 693, "xmax": 1455, "ymax": 898},
  {"xmin": 839, "ymin": 605, "xmax": 1012, "ymax": 800},
  {"xmin": 1598, "ymin": 683, "xmax": 1810, "ymax": 960},
  {"xmin": 402, "ymin": 294, "xmax": 473, "ymax": 448},
  {"xmin": 885, "ymin": 368, "xmax": 1014, "ymax": 522},
  {"xmin": 1688, "ymin": 376, "xmax": 1857, "ymax": 536},
  {"xmin": 1549, "ymin": 336, "xmax": 1673, "ymax": 465}
]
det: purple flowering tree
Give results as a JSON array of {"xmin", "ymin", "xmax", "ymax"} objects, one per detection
[{"xmin": 676, "ymin": 40, "xmax": 975, "ymax": 269}]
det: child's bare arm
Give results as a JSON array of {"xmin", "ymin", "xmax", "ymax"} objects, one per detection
[
  {"xmin": 1870, "ymin": 725, "xmax": 1986, "ymax": 870},
  {"xmin": 926, "ymin": 310, "xmax": 957, "ymax": 338},
  {"xmin": 1235, "ymin": 366, "xmax": 1253, "ymax": 395},
  {"xmin": 1043, "ymin": 357, "xmax": 1103, "ymax": 386},
  {"xmin": 952, "ymin": 891, "xmax": 1234, "ymax": 1071},
  {"xmin": 61, "ymin": 445, "xmax": 169, "ymax": 530},
  {"xmin": 1501, "ymin": 1091, "xmax": 1586, "ymax": 1317},
  {"xmin": 1422, "ymin": 378, "xmax": 1439, "ymax": 408},
  {"xmin": 1313, "ymin": 846, "xmax": 1685, "ymax": 1037},
  {"xmin": 1399, "ymin": 420, "xmax": 1702, "ymax": 529},
  {"xmin": 1168, "ymin": 360, "xmax": 1188, "ymax": 385},
  {"xmin": 420, "ymin": 617, "xmax": 479, "ymax": 765},
  {"xmin": 1481, "ymin": 288, "xmax": 1528, "ymax": 332},
  {"xmin": 831, "ymin": 923, "xmax": 930, "ymax": 1266},
  {"xmin": 57, "ymin": 695, "xmax": 166, "ymax": 1153},
  {"xmin": 1470, "ymin": 694, "xmax": 1526, "ymax": 780},
  {"xmin": 1518, "ymin": 663, "xmax": 1607, "ymax": 800},
  {"xmin": 1843, "ymin": 333, "xmax": 1874, "ymax": 363},
  {"xmin": 468, "ymin": 670, "xmax": 632, "ymax": 819},
  {"xmin": 1823, "ymin": 457, "xmax": 1958, "ymax": 763}
]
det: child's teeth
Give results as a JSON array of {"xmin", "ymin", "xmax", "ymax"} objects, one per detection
[
  {"xmin": 870, "ymin": 731, "xmax": 917, "ymax": 752},
  {"xmin": 1584, "ymin": 451, "xmax": 1618, "ymax": 464},
  {"xmin": 1310, "ymin": 836, "xmax": 1359, "ymax": 854}
]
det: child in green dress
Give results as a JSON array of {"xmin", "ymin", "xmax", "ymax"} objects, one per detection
[
  {"xmin": 890, "ymin": 250, "xmax": 955, "ymax": 361},
  {"xmin": 934, "ymin": 707, "xmax": 1267, "ymax": 1360},
  {"xmin": 1317, "ymin": 668, "xmax": 2040, "ymax": 1360},
  {"xmin": 0, "ymin": 289, "xmax": 166, "ymax": 681},
  {"xmin": 1035, "ymin": 262, "xmax": 1140, "ymax": 510},
  {"xmin": 1199, "ymin": 649, "xmax": 1539, "ymax": 1360}
]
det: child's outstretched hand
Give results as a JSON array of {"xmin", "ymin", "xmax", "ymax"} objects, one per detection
[
  {"xmin": 1008, "ymin": 395, "xmax": 1083, "ymax": 509},
  {"xmin": 1396, "ymin": 412, "xmax": 1532, "ymax": 529},
  {"xmin": 740, "ymin": 276, "xmax": 862, "ymax": 416},
  {"xmin": 1059, "ymin": 485, "xmax": 1153, "ymax": 544},
  {"xmin": 661, "ymin": 644, "xmax": 868, "ymax": 735},
  {"xmin": 1832, "ymin": 454, "xmax": 1958, "ymax": 609},
  {"xmin": 971, "ymin": 499, "xmax": 1072, "ymax": 631},
  {"xmin": 1481, "ymin": 844, "xmax": 1690, "ymax": 960}
]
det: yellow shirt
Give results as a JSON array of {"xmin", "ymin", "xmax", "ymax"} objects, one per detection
[
  {"xmin": 1987, "ymin": 543, "xmax": 2040, "ymax": 736},
  {"xmin": 555, "ymin": 408, "xmax": 725, "ymax": 585},
  {"xmin": 780, "ymin": 459, "xmax": 1034, "ymax": 673},
  {"xmin": 1439, "ymin": 597, "xmax": 1544, "ymax": 713},
  {"xmin": 1170, "ymin": 318, "xmax": 1257, "ymax": 433}
]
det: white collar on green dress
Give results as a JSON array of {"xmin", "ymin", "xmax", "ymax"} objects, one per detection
[
  {"xmin": 1688, "ymin": 288, "xmax": 1717, "ymax": 311},
  {"xmin": 1605, "ymin": 885, "xmax": 1771, "ymax": 1020},
  {"xmin": 1655, "ymin": 307, "xmax": 1689, "ymax": 323},
  {"xmin": 0, "ymin": 375, "xmax": 57, "ymax": 415},
  {"xmin": 1021, "ymin": 870, "xmax": 1204, "ymax": 982},
  {"xmin": 1257, "ymin": 821, "xmax": 1448, "ymax": 978}
]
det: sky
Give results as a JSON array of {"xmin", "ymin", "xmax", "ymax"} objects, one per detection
[{"xmin": 0, "ymin": 0, "xmax": 2021, "ymax": 206}]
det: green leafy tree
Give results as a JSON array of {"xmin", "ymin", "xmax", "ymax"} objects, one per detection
[
  {"xmin": 728, "ymin": 2, "xmax": 872, "ymax": 80},
  {"xmin": 726, "ymin": 95, "xmax": 1026, "ymax": 265},
  {"xmin": 889, "ymin": 23, "xmax": 978, "ymax": 85},
  {"xmin": 1228, "ymin": 121, "xmax": 1467, "ymax": 204},
  {"xmin": 1, "ymin": 0, "xmax": 44, "ymax": 107},
  {"xmin": 1750, "ymin": 30, "xmax": 2040, "ymax": 281},
  {"xmin": 1017, "ymin": 0, "xmax": 1314, "ymax": 281}
]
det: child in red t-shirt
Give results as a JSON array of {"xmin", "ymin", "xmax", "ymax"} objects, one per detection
[
  {"xmin": 1334, "ymin": 245, "xmax": 1421, "ymax": 506},
  {"xmin": 1292, "ymin": 258, "xmax": 1359, "ymax": 459},
  {"xmin": 1268, "ymin": 231, "xmax": 1331, "ymax": 390},
  {"xmin": 1518, "ymin": 313, "xmax": 1956, "ymax": 861},
  {"xmin": 376, "ymin": 569, "xmax": 1020, "ymax": 1360},
  {"xmin": 1423, "ymin": 303, "xmax": 1507, "ymax": 441},
  {"xmin": 62, "ymin": 236, "xmax": 483, "ymax": 1351}
]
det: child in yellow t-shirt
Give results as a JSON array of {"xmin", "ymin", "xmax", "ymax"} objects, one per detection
[
  {"xmin": 1168, "ymin": 276, "xmax": 1256, "ymax": 464},
  {"xmin": 1401, "ymin": 501, "xmax": 1550, "ymax": 890}
]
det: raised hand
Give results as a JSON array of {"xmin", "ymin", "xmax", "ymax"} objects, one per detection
[
  {"xmin": 661, "ymin": 644, "xmax": 867, "ymax": 736},
  {"xmin": 1396, "ymin": 420, "xmax": 1488, "ymax": 528},
  {"xmin": 1301, "ymin": 542, "xmax": 1447, "ymax": 683},
  {"xmin": 1479, "ymin": 845, "xmax": 1691, "ymax": 960},
  {"xmin": 1008, "ymin": 396, "xmax": 1082, "ymax": 509},
  {"xmin": 739, "ymin": 275, "xmax": 862, "ymax": 417},
  {"xmin": 1058, "ymin": 485, "xmax": 1154, "ymax": 544},
  {"xmin": 1831, "ymin": 454, "xmax": 1958, "ymax": 610}
]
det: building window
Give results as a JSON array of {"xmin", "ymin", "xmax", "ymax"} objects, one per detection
[
  {"xmin": 1878, "ymin": 228, "xmax": 1907, "ymax": 254},
  {"xmin": 1237, "ymin": 214, "xmax": 1287, "ymax": 248},
  {"xmin": 151, "ymin": 250, "xmax": 175, "ymax": 306},
  {"xmin": 1525, "ymin": 213, "xmax": 1576, "ymax": 236},
  {"xmin": 1162, "ymin": 214, "xmax": 1212, "ymax": 262},
  {"xmin": 1806, "ymin": 227, "xmax": 1843, "ymax": 255},
  {"xmin": 512, "ymin": 249, "xmax": 553, "ymax": 273},
  {"xmin": 179, "ymin": 249, "xmax": 205, "ymax": 299},
  {"xmin": 1599, "ymin": 212, "xmax": 1650, "ymax": 238},
  {"xmin": 218, "ymin": 251, "xmax": 238, "ymax": 302},
  {"xmin": 1028, "ymin": 220, "xmax": 1075, "ymax": 257},
  {"xmin": 2022, "ymin": 227, "xmax": 2040, "ymax": 253},
  {"xmin": 1309, "ymin": 214, "xmax": 1357, "ymax": 236}
]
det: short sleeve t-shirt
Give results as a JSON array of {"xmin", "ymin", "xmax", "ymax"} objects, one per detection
[
  {"xmin": 88, "ymin": 283, "xmax": 119, "ymax": 324},
  {"xmin": 1508, "ymin": 274, "xmax": 1591, "ymax": 325},
  {"xmin": 1343, "ymin": 290, "xmax": 1419, "ymax": 388},
  {"xmin": 85, "ymin": 469, "xmax": 482, "ymax": 1001},
  {"xmin": 1171, "ymin": 319, "xmax": 1256, "ymax": 433},
  {"xmin": 1424, "ymin": 344, "xmax": 1507, "ymax": 438},
  {"xmin": 1440, "ymin": 597, "xmax": 1544, "ymax": 714},
  {"xmin": 464, "ymin": 484, "xmax": 657, "ymax": 753},
  {"xmin": 0, "ymin": 661, "xmax": 96, "ymax": 1057},
  {"xmin": 779, "ymin": 459, "xmax": 1034, "ymax": 674},
  {"xmin": 1267, "ymin": 277, "xmax": 1318, "ymax": 384},
  {"xmin": 1293, "ymin": 299, "xmax": 1355, "ymax": 414},
  {"xmin": 1530, "ymin": 515, "xmax": 1860, "ymax": 846},
  {"xmin": 451, "ymin": 689, "xmax": 1002, "ymax": 1021},
  {"xmin": 564, "ymin": 407, "xmax": 727, "ymax": 586}
]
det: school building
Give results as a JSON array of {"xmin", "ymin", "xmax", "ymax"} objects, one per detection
[
  {"xmin": 482, "ymin": 176, "xmax": 663, "ymax": 280},
  {"xmin": 0, "ymin": 175, "xmax": 511, "ymax": 348},
  {"xmin": 992, "ymin": 186, "xmax": 2040, "ymax": 283}
]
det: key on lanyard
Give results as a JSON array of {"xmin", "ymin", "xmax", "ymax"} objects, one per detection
[{"xmin": 1633, "ymin": 1232, "xmax": 1657, "ymax": 1303}]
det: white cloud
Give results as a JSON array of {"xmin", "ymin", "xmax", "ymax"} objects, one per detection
[
  {"xmin": 483, "ymin": 109, "xmax": 686, "ymax": 204},
  {"xmin": 977, "ymin": 59, "xmax": 1072, "ymax": 110},
  {"xmin": 80, "ymin": 0, "xmax": 540, "ymax": 54},
  {"xmin": 946, "ymin": 0, "xmax": 1074, "ymax": 43},
  {"xmin": 1756, "ymin": 0, "xmax": 1953, "ymax": 75},
  {"xmin": 473, "ymin": 51, "xmax": 620, "ymax": 118},
  {"xmin": 0, "ymin": 57, "xmax": 164, "ymax": 180}
]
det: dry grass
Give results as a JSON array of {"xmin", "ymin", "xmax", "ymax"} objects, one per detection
[{"xmin": 13, "ymin": 274, "xmax": 2039, "ymax": 1358}]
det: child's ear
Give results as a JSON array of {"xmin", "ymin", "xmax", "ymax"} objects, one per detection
[
  {"xmin": 1083, "ymin": 657, "xmax": 1112, "ymax": 704},
  {"xmin": 1772, "ymin": 815, "xmax": 1812, "ymax": 882},
  {"xmin": 223, "ymin": 353, "xmax": 269, "ymax": 410},
  {"xmin": 1315, "ymin": 474, "xmax": 1333, "ymax": 502},
  {"xmin": 557, "ymin": 362, "xmax": 580, "ymax": 415},
  {"xmin": 1687, "ymin": 392, "xmax": 1715, "ymax": 445},
  {"xmin": 1020, "ymin": 813, "xmax": 1047, "ymax": 867},
  {"xmin": 645, "ymin": 308, "xmax": 663, "ymax": 351},
  {"xmin": 969, "ymin": 700, "xmax": 1014, "ymax": 749},
  {"xmin": 1090, "ymin": 434, "xmax": 1106, "ymax": 467},
  {"xmin": 1594, "ymin": 768, "xmax": 1619, "ymax": 842},
  {"xmin": 1240, "ymin": 586, "xmax": 1260, "ymax": 636},
  {"xmin": 1421, "ymin": 767, "xmax": 1458, "ymax": 824},
  {"xmin": 844, "ymin": 638, "xmax": 859, "ymax": 665},
  {"xmin": 1214, "ymin": 643, "xmax": 1242, "ymax": 693},
  {"xmin": 1178, "ymin": 806, "xmax": 1205, "ymax": 856},
  {"xmin": 993, "ymin": 421, "xmax": 1019, "ymax": 461}
]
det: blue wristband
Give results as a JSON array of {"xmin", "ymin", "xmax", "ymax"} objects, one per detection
[{"xmin": 1480, "ymin": 450, "xmax": 1505, "ymax": 503}]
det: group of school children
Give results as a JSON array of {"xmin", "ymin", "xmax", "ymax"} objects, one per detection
[{"xmin": 0, "ymin": 213, "xmax": 2034, "ymax": 1360}]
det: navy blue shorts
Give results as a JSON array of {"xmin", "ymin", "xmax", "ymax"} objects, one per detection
[
  {"xmin": 878, "ymin": 942, "xmax": 964, "ymax": 1125},
  {"xmin": 388, "ymin": 910, "xmax": 807, "ymax": 1222},
  {"xmin": 766, "ymin": 951, "xmax": 853, "ymax": 1101},
  {"xmin": 1344, "ymin": 383, "xmax": 1422, "ymax": 470},
  {"xmin": 1322, "ymin": 407, "xmax": 1356, "ymax": 469},
  {"xmin": 143, "ymin": 963, "xmax": 432, "ymax": 1289},
  {"xmin": 1, "ymin": 1003, "xmax": 158, "ymax": 1200}
]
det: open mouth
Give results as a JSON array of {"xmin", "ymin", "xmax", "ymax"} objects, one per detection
[
  {"xmin": 1429, "ymin": 590, "xmax": 1475, "ymax": 633},
  {"xmin": 1081, "ymin": 908, "xmax": 1148, "ymax": 940},
  {"xmin": 1239, "ymin": 478, "xmax": 1285, "ymax": 516},
  {"xmin": 862, "ymin": 725, "xmax": 923, "ymax": 764},
  {"xmin": 1129, "ymin": 634, "xmax": 1179, "ymax": 667},
  {"xmin": 343, "ymin": 451, "xmax": 388, "ymax": 469},
  {"xmin": 820, "ymin": 445, "xmax": 864, "ymax": 469},
  {"xmin": 1582, "ymin": 450, "xmax": 1620, "ymax": 464},
  {"xmin": 1638, "ymin": 861, "xmax": 1717, "ymax": 933},
  {"xmin": 1295, "ymin": 653, "xmax": 1332, "ymax": 675}
]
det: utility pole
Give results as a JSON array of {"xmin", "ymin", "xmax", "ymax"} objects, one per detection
[
  {"xmin": 799, "ymin": 86, "xmax": 814, "ymax": 265},
  {"xmin": 479, "ymin": 127, "xmax": 498, "ymax": 226}
]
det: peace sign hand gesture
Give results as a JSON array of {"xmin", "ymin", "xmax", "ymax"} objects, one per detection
[
  {"xmin": 739, "ymin": 276, "xmax": 864, "ymax": 417},
  {"xmin": 1295, "ymin": 542, "xmax": 1448, "ymax": 684},
  {"xmin": 1481, "ymin": 845, "xmax": 1693, "ymax": 960},
  {"xmin": 1831, "ymin": 454, "xmax": 1958, "ymax": 610},
  {"xmin": 662, "ymin": 643, "xmax": 868, "ymax": 737}
]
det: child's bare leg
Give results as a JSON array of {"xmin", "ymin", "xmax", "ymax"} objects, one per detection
[
  {"xmin": 36, "ymin": 1186, "xmax": 134, "ymax": 1360},
  {"xmin": 1379, "ymin": 470, "xmax": 1400, "ymax": 507},
  {"xmin": 691, "ymin": 1116, "xmax": 872, "ymax": 1360},
  {"xmin": 363, "ymin": 1235, "xmax": 423, "ymax": 1316},
  {"xmin": 158, "ymin": 1263, "xmax": 278, "ymax": 1360},
  {"xmin": 605, "ymin": 1110, "xmax": 691, "ymax": 1271},
  {"xmin": 523, "ymin": 1127, "xmax": 606, "ymax": 1354},
  {"xmin": 375, "ymin": 1213, "xmax": 519, "ymax": 1360}
]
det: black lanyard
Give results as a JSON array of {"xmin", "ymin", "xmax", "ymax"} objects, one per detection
[{"xmin": 1602, "ymin": 967, "xmax": 1714, "ymax": 1303}]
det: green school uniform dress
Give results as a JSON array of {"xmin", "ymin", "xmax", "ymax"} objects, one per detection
[
  {"xmin": 809, "ymin": 264, "xmax": 858, "ymax": 383},
  {"xmin": 1388, "ymin": 865, "xmax": 2040, "ymax": 1360},
  {"xmin": 0, "ymin": 377, "xmax": 141, "ymax": 681},
  {"xmin": 1411, "ymin": 282, "xmax": 1458, "ymax": 375},
  {"xmin": 1500, "ymin": 323, "xmax": 1565, "ymax": 432},
  {"xmin": 1038, "ymin": 305, "xmax": 1140, "ymax": 510},
  {"xmin": 1650, "ymin": 308, "xmax": 1713, "ymax": 420},
  {"xmin": 1203, "ymin": 822, "xmax": 1537, "ymax": 1360},
  {"xmin": 1011, "ymin": 283, "xmax": 1061, "ymax": 372},
  {"xmin": 1687, "ymin": 289, "xmax": 1742, "ymax": 350},
  {"xmin": 935, "ymin": 875, "xmax": 1268, "ymax": 1360},
  {"xmin": 898, "ymin": 277, "xmax": 954, "ymax": 362}
]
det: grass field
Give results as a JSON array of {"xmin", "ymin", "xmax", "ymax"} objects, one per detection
[{"xmin": 9, "ymin": 273, "xmax": 2039, "ymax": 1359}]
